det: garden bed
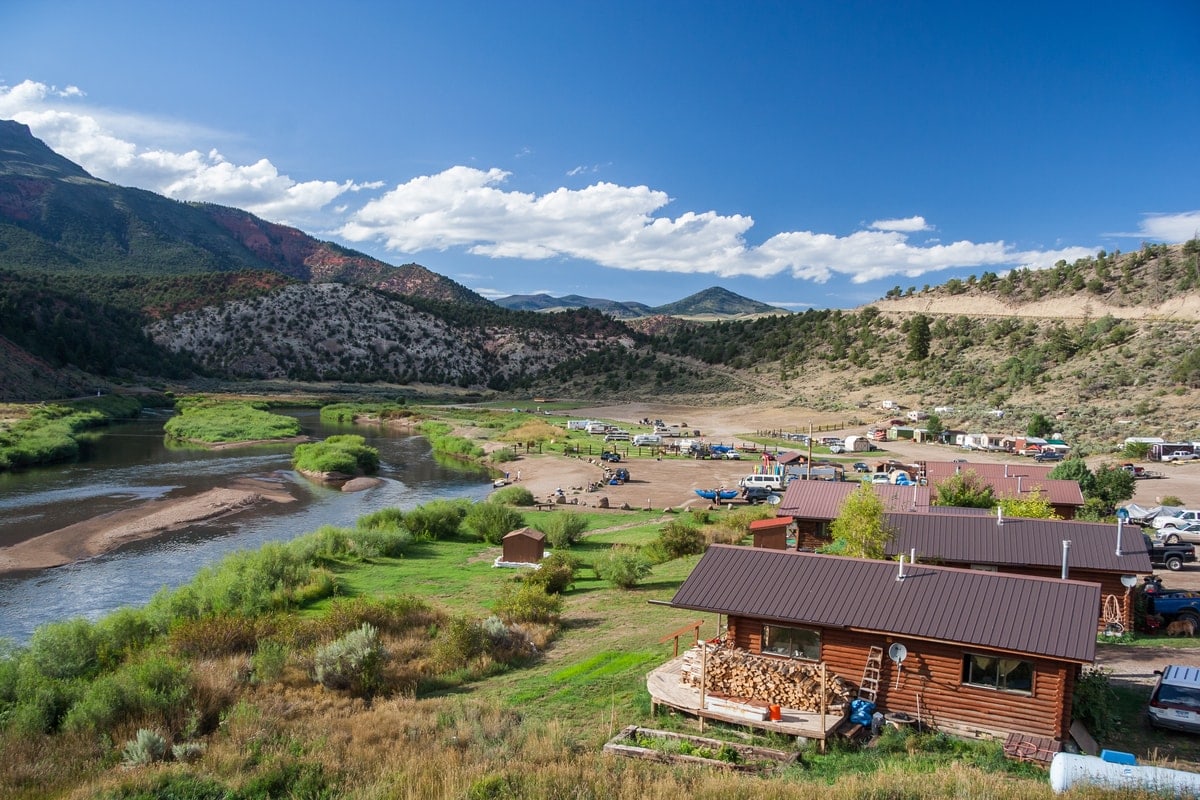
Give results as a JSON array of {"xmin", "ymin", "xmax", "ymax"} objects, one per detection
[{"xmin": 603, "ymin": 725, "xmax": 797, "ymax": 772}]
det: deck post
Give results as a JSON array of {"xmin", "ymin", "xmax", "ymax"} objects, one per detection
[
  {"xmin": 820, "ymin": 662, "xmax": 828, "ymax": 754},
  {"xmin": 699, "ymin": 641, "xmax": 707, "ymax": 733}
]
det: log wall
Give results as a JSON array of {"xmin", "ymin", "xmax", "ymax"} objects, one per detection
[{"xmin": 727, "ymin": 615, "xmax": 1076, "ymax": 739}]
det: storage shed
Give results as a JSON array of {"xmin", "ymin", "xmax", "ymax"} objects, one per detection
[
  {"xmin": 750, "ymin": 516, "xmax": 793, "ymax": 550},
  {"xmin": 501, "ymin": 527, "xmax": 545, "ymax": 565},
  {"xmin": 662, "ymin": 546, "xmax": 1099, "ymax": 742}
]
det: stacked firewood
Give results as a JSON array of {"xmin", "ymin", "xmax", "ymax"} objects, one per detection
[{"xmin": 679, "ymin": 644, "xmax": 851, "ymax": 711}]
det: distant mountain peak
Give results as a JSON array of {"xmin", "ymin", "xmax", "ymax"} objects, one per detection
[{"xmin": 493, "ymin": 285, "xmax": 784, "ymax": 319}]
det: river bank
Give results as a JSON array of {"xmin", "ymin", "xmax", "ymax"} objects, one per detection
[{"xmin": 0, "ymin": 476, "xmax": 296, "ymax": 574}]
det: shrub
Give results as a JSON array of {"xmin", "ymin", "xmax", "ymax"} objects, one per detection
[
  {"xmin": 1162, "ymin": 495, "xmax": 1185, "ymax": 507},
  {"xmin": 401, "ymin": 499, "xmax": 469, "ymax": 540},
  {"xmin": 490, "ymin": 448, "xmax": 518, "ymax": 463},
  {"xmin": 1073, "ymin": 667, "xmax": 1120, "ymax": 738},
  {"xmin": 251, "ymin": 640, "xmax": 288, "ymax": 685},
  {"xmin": 121, "ymin": 728, "xmax": 167, "ymax": 767},
  {"xmin": 27, "ymin": 617, "xmax": 100, "ymax": 680},
  {"xmin": 523, "ymin": 551, "xmax": 579, "ymax": 594},
  {"xmin": 169, "ymin": 614, "xmax": 264, "ymax": 657},
  {"xmin": 94, "ymin": 608, "xmax": 156, "ymax": 669},
  {"xmin": 657, "ymin": 519, "xmax": 705, "ymax": 559},
  {"xmin": 312, "ymin": 623, "xmax": 385, "ymax": 697},
  {"xmin": 537, "ymin": 511, "xmax": 587, "ymax": 549},
  {"xmin": 356, "ymin": 507, "xmax": 406, "ymax": 532},
  {"xmin": 490, "ymin": 485, "xmax": 535, "ymax": 506},
  {"xmin": 431, "ymin": 615, "xmax": 489, "ymax": 670},
  {"xmin": 171, "ymin": 741, "xmax": 206, "ymax": 763},
  {"xmin": 493, "ymin": 583, "xmax": 563, "ymax": 624},
  {"xmin": 464, "ymin": 502, "xmax": 525, "ymax": 544},
  {"xmin": 594, "ymin": 546, "xmax": 652, "ymax": 589}
]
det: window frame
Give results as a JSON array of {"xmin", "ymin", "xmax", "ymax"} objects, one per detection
[
  {"xmin": 961, "ymin": 652, "xmax": 1034, "ymax": 696},
  {"xmin": 760, "ymin": 624, "xmax": 821, "ymax": 661}
]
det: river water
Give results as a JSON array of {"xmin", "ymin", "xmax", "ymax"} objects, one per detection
[{"xmin": 0, "ymin": 409, "xmax": 493, "ymax": 644}]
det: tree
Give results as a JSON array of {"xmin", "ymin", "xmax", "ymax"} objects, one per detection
[
  {"xmin": 907, "ymin": 314, "xmax": 931, "ymax": 361},
  {"xmin": 1089, "ymin": 464, "xmax": 1136, "ymax": 514},
  {"xmin": 933, "ymin": 469, "xmax": 996, "ymax": 509},
  {"xmin": 998, "ymin": 490, "xmax": 1059, "ymax": 519},
  {"xmin": 1048, "ymin": 459, "xmax": 1095, "ymax": 496},
  {"xmin": 924, "ymin": 413, "xmax": 944, "ymax": 439},
  {"xmin": 823, "ymin": 483, "xmax": 890, "ymax": 559},
  {"xmin": 1026, "ymin": 413, "xmax": 1054, "ymax": 438}
]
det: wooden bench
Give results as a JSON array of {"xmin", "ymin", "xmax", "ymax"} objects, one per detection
[{"xmin": 534, "ymin": 502, "xmax": 555, "ymax": 511}]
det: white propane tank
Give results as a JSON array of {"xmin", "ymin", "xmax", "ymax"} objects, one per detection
[{"xmin": 1050, "ymin": 753, "xmax": 1200, "ymax": 794}]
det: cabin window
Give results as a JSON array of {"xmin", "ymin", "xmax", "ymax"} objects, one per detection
[
  {"xmin": 761, "ymin": 625, "xmax": 820, "ymax": 660},
  {"xmin": 962, "ymin": 653, "xmax": 1033, "ymax": 694}
]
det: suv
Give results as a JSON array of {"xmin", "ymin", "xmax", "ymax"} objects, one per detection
[
  {"xmin": 1034, "ymin": 450, "xmax": 1064, "ymax": 462},
  {"xmin": 1149, "ymin": 665, "xmax": 1200, "ymax": 733}
]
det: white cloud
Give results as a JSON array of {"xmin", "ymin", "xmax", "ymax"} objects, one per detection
[
  {"xmin": 0, "ymin": 79, "xmax": 365, "ymax": 229},
  {"xmin": 1137, "ymin": 211, "xmax": 1200, "ymax": 242},
  {"xmin": 869, "ymin": 216, "xmax": 930, "ymax": 233},
  {"xmin": 339, "ymin": 166, "xmax": 1103, "ymax": 284}
]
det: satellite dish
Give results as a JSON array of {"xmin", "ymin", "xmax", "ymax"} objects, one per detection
[
  {"xmin": 888, "ymin": 643, "xmax": 908, "ymax": 664},
  {"xmin": 1120, "ymin": 574, "xmax": 1138, "ymax": 588},
  {"xmin": 766, "ymin": 493, "xmax": 782, "ymax": 505}
]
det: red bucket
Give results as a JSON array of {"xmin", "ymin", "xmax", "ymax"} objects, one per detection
[{"xmin": 768, "ymin": 704, "xmax": 782, "ymax": 721}]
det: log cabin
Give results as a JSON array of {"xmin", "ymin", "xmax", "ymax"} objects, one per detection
[{"xmin": 663, "ymin": 546, "xmax": 1098, "ymax": 742}]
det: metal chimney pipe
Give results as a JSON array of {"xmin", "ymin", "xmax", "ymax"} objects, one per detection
[
  {"xmin": 910, "ymin": 547, "xmax": 916, "ymax": 565},
  {"xmin": 1018, "ymin": 476, "xmax": 1024, "ymax": 493},
  {"xmin": 997, "ymin": 506, "xmax": 1004, "ymax": 526},
  {"xmin": 1116, "ymin": 518, "xmax": 1124, "ymax": 556},
  {"xmin": 1061, "ymin": 540, "xmax": 1071, "ymax": 580},
  {"xmin": 896, "ymin": 555, "xmax": 906, "ymax": 582}
]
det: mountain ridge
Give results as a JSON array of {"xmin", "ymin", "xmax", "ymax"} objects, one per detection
[{"xmin": 494, "ymin": 285, "xmax": 784, "ymax": 318}]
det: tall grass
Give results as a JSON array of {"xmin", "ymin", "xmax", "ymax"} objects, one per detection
[
  {"xmin": 163, "ymin": 400, "xmax": 301, "ymax": 443},
  {"xmin": 416, "ymin": 421, "xmax": 486, "ymax": 459},
  {"xmin": 293, "ymin": 434, "xmax": 380, "ymax": 474},
  {"xmin": 0, "ymin": 395, "xmax": 141, "ymax": 471}
]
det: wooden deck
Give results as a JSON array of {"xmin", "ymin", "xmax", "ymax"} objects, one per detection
[{"xmin": 647, "ymin": 656, "xmax": 845, "ymax": 741}]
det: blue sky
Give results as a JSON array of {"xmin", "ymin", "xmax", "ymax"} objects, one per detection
[{"xmin": 2, "ymin": 1, "xmax": 1198, "ymax": 309}]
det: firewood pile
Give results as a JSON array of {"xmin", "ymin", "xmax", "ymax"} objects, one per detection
[{"xmin": 679, "ymin": 644, "xmax": 851, "ymax": 711}]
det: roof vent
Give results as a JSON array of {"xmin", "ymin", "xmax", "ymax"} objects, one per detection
[
  {"xmin": 896, "ymin": 554, "xmax": 907, "ymax": 582},
  {"xmin": 997, "ymin": 506, "xmax": 1004, "ymax": 526}
]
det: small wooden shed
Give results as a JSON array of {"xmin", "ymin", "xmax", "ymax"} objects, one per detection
[
  {"xmin": 501, "ymin": 527, "xmax": 545, "ymax": 564},
  {"xmin": 750, "ymin": 516, "xmax": 792, "ymax": 550}
]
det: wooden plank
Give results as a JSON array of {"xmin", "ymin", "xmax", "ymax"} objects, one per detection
[{"xmin": 1069, "ymin": 720, "xmax": 1099, "ymax": 756}]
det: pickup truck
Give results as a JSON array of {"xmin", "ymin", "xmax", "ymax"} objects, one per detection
[
  {"xmin": 1153, "ymin": 510, "xmax": 1200, "ymax": 531},
  {"xmin": 1145, "ymin": 581, "xmax": 1200, "ymax": 627},
  {"xmin": 1144, "ymin": 533, "xmax": 1196, "ymax": 571}
]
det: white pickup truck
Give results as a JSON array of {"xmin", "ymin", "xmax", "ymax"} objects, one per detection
[{"xmin": 1154, "ymin": 509, "xmax": 1200, "ymax": 530}]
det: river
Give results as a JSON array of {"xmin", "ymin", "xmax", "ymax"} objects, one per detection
[{"xmin": 0, "ymin": 409, "xmax": 493, "ymax": 644}]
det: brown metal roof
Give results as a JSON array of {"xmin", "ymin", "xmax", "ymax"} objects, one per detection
[
  {"xmin": 670, "ymin": 545, "xmax": 1098, "ymax": 663},
  {"xmin": 502, "ymin": 527, "xmax": 545, "ymax": 542},
  {"xmin": 923, "ymin": 462, "xmax": 1083, "ymax": 507},
  {"xmin": 777, "ymin": 480, "xmax": 932, "ymax": 520},
  {"xmin": 923, "ymin": 461, "xmax": 1055, "ymax": 482},
  {"xmin": 884, "ymin": 513, "xmax": 1152, "ymax": 574},
  {"xmin": 750, "ymin": 516, "xmax": 793, "ymax": 531}
]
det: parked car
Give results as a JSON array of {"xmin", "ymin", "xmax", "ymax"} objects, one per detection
[
  {"xmin": 722, "ymin": 450, "xmax": 741, "ymax": 460},
  {"xmin": 741, "ymin": 486, "xmax": 780, "ymax": 505},
  {"xmin": 852, "ymin": 462, "xmax": 870, "ymax": 473},
  {"xmin": 869, "ymin": 473, "xmax": 891, "ymax": 484},
  {"xmin": 1149, "ymin": 665, "xmax": 1200, "ymax": 733},
  {"xmin": 1034, "ymin": 450, "xmax": 1064, "ymax": 462},
  {"xmin": 600, "ymin": 451, "xmax": 621, "ymax": 463},
  {"xmin": 1160, "ymin": 522, "xmax": 1200, "ymax": 545},
  {"xmin": 829, "ymin": 445, "xmax": 845, "ymax": 454}
]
